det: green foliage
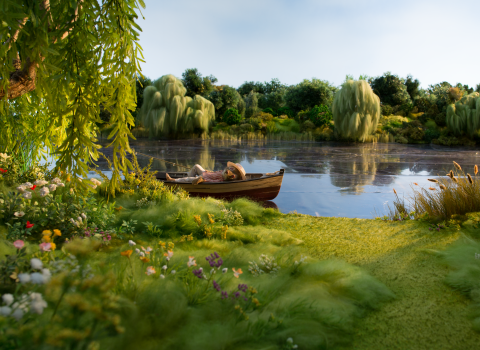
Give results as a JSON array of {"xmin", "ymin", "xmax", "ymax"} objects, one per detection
[
  {"xmin": 446, "ymin": 92, "xmax": 480, "ymax": 136},
  {"xmin": 181, "ymin": 68, "xmax": 217, "ymax": 98},
  {"xmin": 139, "ymin": 75, "xmax": 215, "ymax": 138},
  {"xmin": 130, "ymin": 75, "xmax": 153, "ymax": 123},
  {"xmin": 405, "ymin": 75, "xmax": 421, "ymax": 101},
  {"xmin": 244, "ymin": 91, "xmax": 260, "ymax": 119},
  {"xmin": 207, "ymin": 86, "xmax": 244, "ymax": 119},
  {"xmin": 284, "ymin": 79, "xmax": 337, "ymax": 113},
  {"xmin": 332, "ymin": 80, "xmax": 380, "ymax": 141},
  {"xmin": 370, "ymin": 72, "xmax": 412, "ymax": 107},
  {"xmin": 308, "ymin": 104, "xmax": 332, "ymax": 127},
  {"xmin": 223, "ymin": 108, "xmax": 242, "ymax": 125},
  {"xmin": 277, "ymin": 106, "xmax": 295, "ymax": 119},
  {"xmin": 381, "ymin": 104, "xmax": 394, "ymax": 116},
  {"xmin": 0, "ymin": 0, "xmax": 146, "ymax": 197},
  {"xmin": 262, "ymin": 108, "xmax": 275, "ymax": 115}
]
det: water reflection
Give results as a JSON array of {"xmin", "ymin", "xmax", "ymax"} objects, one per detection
[{"xmin": 94, "ymin": 140, "xmax": 480, "ymax": 218}]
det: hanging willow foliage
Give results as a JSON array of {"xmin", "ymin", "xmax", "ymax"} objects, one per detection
[
  {"xmin": 332, "ymin": 80, "xmax": 380, "ymax": 142},
  {"xmin": 446, "ymin": 92, "xmax": 480, "ymax": 136},
  {"xmin": 140, "ymin": 75, "xmax": 215, "ymax": 138}
]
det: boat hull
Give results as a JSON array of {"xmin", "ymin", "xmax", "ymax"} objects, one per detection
[{"xmin": 156, "ymin": 169, "xmax": 284, "ymax": 201}]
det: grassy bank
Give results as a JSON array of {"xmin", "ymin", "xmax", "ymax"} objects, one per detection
[{"xmin": 267, "ymin": 215, "xmax": 480, "ymax": 349}]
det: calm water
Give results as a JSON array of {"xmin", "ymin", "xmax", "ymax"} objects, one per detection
[{"xmin": 92, "ymin": 140, "xmax": 480, "ymax": 219}]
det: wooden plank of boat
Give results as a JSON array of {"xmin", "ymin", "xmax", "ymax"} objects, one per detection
[{"xmin": 155, "ymin": 169, "xmax": 284, "ymax": 201}]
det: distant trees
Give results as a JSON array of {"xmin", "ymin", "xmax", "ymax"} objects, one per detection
[
  {"xmin": 370, "ymin": 72, "xmax": 412, "ymax": 108},
  {"xmin": 206, "ymin": 85, "xmax": 244, "ymax": 119},
  {"xmin": 182, "ymin": 68, "xmax": 217, "ymax": 98},
  {"xmin": 284, "ymin": 79, "xmax": 337, "ymax": 114}
]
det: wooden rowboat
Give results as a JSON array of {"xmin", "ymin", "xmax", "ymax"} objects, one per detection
[{"xmin": 155, "ymin": 169, "xmax": 284, "ymax": 201}]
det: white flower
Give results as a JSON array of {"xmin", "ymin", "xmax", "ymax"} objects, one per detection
[
  {"xmin": 91, "ymin": 184, "xmax": 97, "ymax": 189},
  {"xmin": 12, "ymin": 308, "xmax": 24, "ymax": 320},
  {"xmin": 139, "ymin": 251, "xmax": 145, "ymax": 257},
  {"xmin": 18, "ymin": 273, "xmax": 31, "ymax": 284},
  {"xmin": 34, "ymin": 180, "xmax": 48, "ymax": 186},
  {"xmin": 135, "ymin": 248, "xmax": 140, "ymax": 254},
  {"xmin": 160, "ymin": 274, "xmax": 165, "ymax": 279},
  {"xmin": 48, "ymin": 184, "xmax": 57, "ymax": 191},
  {"xmin": 42, "ymin": 269, "xmax": 51, "ymax": 283},
  {"xmin": 14, "ymin": 211, "xmax": 25, "ymax": 217},
  {"xmin": 0, "ymin": 306, "xmax": 11, "ymax": 316},
  {"xmin": 23, "ymin": 182, "xmax": 32, "ymax": 188},
  {"xmin": 162, "ymin": 265, "xmax": 167, "ymax": 270},
  {"xmin": 30, "ymin": 272, "xmax": 45, "ymax": 284},
  {"xmin": 128, "ymin": 240, "xmax": 136, "ymax": 246},
  {"xmin": 146, "ymin": 246, "xmax": 153, "ymax": 252},
  {"xmin": 30, "ymin": 258, "xmax": 43, "ymax": 270},
  {"xmin": 187, "ymin": 256, "xmax": 196, "ymax": 267},
  {"xmin": 22, "ymin": 192, "xmax": 32, "ymax": 199},
  {"xmin": 77, "ymin": 216, "xmax": 82, "ymax": 223},
  {"xmin": 210, "ymin": 269, "xmax": 215, "ymax": 275},
  {"xmin": 81, "ymin": 213, "xmax": 87, "ymax": 220},
  {"xmin": 91, "ymin": 178, "xmax": 102, "ymax": 186},
  {"xmin": 29, "ymin": 293, "xmax": 47, "ymax": 314},
  {"xmin": 39, "ymin": 187, "xmax": 49, "ymax": 197},
  {"xmin": 16, "ymin": 185, "xmax": 26, "ymax": 193},
  {"xmin": 2, "ymin": 294, "xmax": 14, "ymax": 306},
  {"xmin": 0, "ymin": 152, "xmax": 10, "ymax": 160},
  {"xmin": 51, "ymin": 177, "xmax": 61, "ymax": 184},
  {"xmin": 171, "ymin": 270, "xmax": 176, "ymax": 275},
  {"xmin": 222, "ymin": 268, "xmax": 228, "ymax": 274},
  {"xmin": 57, "ymin": 183, "xmax": 65, "ymax": 187},
  {"xmin": 287, "ymin": 338, "xmax": 293, "ymax": 344}
]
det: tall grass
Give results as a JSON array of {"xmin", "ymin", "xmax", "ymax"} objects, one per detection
[{"xmin": 388, "ymin": 162, "xmax": 480, "ymax": 220}]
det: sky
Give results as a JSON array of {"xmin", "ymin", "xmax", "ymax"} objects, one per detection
[{"xmin": 137, "ymin": 0, "xmax": 480, "ymax": 90}]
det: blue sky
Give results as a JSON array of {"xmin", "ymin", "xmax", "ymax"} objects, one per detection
[{"xmin": 137, "ymin": 0, "xmax": 480, "ymax": 89}]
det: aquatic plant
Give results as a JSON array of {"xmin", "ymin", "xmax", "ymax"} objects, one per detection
[
  {"xmin": 332, "ymin": 80, "xmax": 381, "ymax": 142},
  {"xmin": 446, "ymin": 92, "xmax": 480, "ymax": 136},
  {"xmin": 139, "ymin": 75, "xmax": 215, "ymax": 138}
]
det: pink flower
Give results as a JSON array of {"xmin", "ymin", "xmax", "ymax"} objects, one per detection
[
  {"xmin": 39, "ymin": 242, "xmax": 52, "ymax": 252},
  {"xmin": 13, "ymin": 240, "xmax": 24, "ymax": 249},
  {"xmin": 146, "ymin": 266, "xmax": 156, "ymax": 276}
]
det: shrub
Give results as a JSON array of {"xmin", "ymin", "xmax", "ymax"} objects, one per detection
[
  {"xmin": 308, "ymin": 104, "xmax": 332, "ymax": 127},
  {"xmin": 262, "ymin": 108, "xmax": 275, "ymax": 115},
  {"xmin": 381, "ymin": 104, "xmax": 393, "ymax": 116},
  {"xmin": 284, "ymin": 79, "xmax": 337, "ymax": 113},
  {"xmin": 370, "ymin": 72, "xmax": 412, "ymax": 107},
  {"xmin": 276, "ymin": 106, "xmax": 294, "ymax": 119},
  {"xmin": 223, "ymin": 108, "xmax": 242, "ymax": 125}
]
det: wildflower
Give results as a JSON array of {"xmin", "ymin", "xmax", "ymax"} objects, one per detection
[
  {"xmin": 128, "ymin": 240, "xmax": 136, "ymax": 246},
  {"xmin": 114, "ymin": 206, "xmax": 123, "ymax": 211},
  {"xmin": 160, "ymin": 274, "xmax": 165, "ymax": 279},
  {"xmin": 30, "ymin": 293, "xmax": 47, "ymax": 314},
  {"xmin": 39, "ymin": 187, "xmax": 49, "ymax": 197},
  {"xmin": 140, "ymin": 256, "xmax": 150, "ymax": 263},
  {"xmin": 213, "ymin": 280, "xmax": 221, "ymax": 291},
  {"xmin": 232, "ymin": 268, "xmax": 243, "ymax": 278},
  {"xmin": 146, "ymin": 266, "xmax": 156, "ymax": 275},
  {"xmin": 2, "ymin": 294, "xmax": 14, "ymax": 306},
  {"xmin": 30, "ymin": 272, "xmax": 45, "ymax": 284},
  {"xmin": 208, "ymin": 213, "xmax": 215, "ymax": 224},
  {"xmin": 53, "ymin": 229, "xmax": 61, "ymax": 237},
  {"xmin": 0, "ymin": 153, "xmax": 10, "ymax": 160},
  {"xmin": 23, "ymin": 192, "xmax": 32, "ymax": 199},
  {"xmin": 26, "ymin": 221, "xmax": 34, "ymax": 229},
  {"xmin": 146, "ymin": 246, "xmax": 153, "ymax": 252},
  {"xmin": 12, "ymin": 308, "xmax": 24, "ymax": 320},
  {"xmin": 475, "ymin": 165, "xmax": 478, "ymax": 176},
  {"xmin": 171, "ymin": 270, "xmax": 176, "ymax": 275},
  {"xmin": 81, "ymin": 213, "xmax": 87, "ymax": 220},
  {"xmin": 42, "ymin": 230, "xmax": 52, "ymax": 237},
  {"xmin": 135, "ymin": 248, "xmax": 140, "ymax": 254},
  {"xmin": 42, "ymin": 269, "xmax": 51, "ymax": 283},
  {"xmin": 453, "ymin": 161, "xmax": 462, "ymax": 171},
  {"xmin": 57, "ymin": 183, "xmax": 65, "ymax": 187},
  {"xmin": 121, "ymin": 250, "xmax": 133, "ymax": 258},
  {"xmin": 252, "ymin": 298, "xmax": 260, "ymax": 306},
  {"xmin": 39, "ymin": 242, "xmax": 51, "ymax": 252},
  {"xmin": 13, "ymin": 240, "xmax": 25, "ymax": 250},
  {"xmin": 16, "ymin": 186, "xmax": 26, "ymax": 193},
  {"xmin": 42, "ymin": 236, "xmax": 51, "ymax": 243},
  {"xmin": 393, "ymin": 189, "xmax": 397, "ymax": 194},
  {"xmin": 158, "ymin": 241, "xmax": 166, "ymax": 249},
  {"xmin": 192, "ymin": 268, "xmax": 204, "ymax": 279},
  {"xmin": 238, "ymin": 284, "xmax": 248, "ymax": 292},
  {"xmin": 427, "ymin": 179, "xmax": 438, "ymax": 183},
  {"xmin": 139, "ymin": 251, "xmax": 145, "ymax": 257},
  {"xmin": 0, "ymin": 168, "xmax": 7, "ymax": 174},
  {"xmin": 429, "ymin": 187, "xmax": 436, "ymax": 191},
  {"xmin": 194, "ymin": 215, "xmax": 202, "ymax": 226},
  {"xmin": 48, "ymin": 184, "xmax": 57, "ymax": 191},
  {"xmin": 222, "ymin": 268, "xmax": 228, "ymax": 274},
  {"xmin": 50, "ymin": 243, "xmax": 56, "ymax": 251},
  {"xmin": 467, "ymin": 174, "xmax": 473, "ymax": 184},
  {"xmin": 30, "ymin": 258, "xmax": 43, "ymax": 270},
  {"xmin": 29, "ymin": 185, "xmax": 37, "ymax": 191},
  {"xmin": 18, "ymin": 273, "xmax": 31, "ymax": 284},
  {"xmin": 23, "ymin": 182, "xmax": 33, "ymax": 188},
  {"xmin": 221, "ymin": 291, "xmax": 228, "ymax": 299},
  {"xmin": 164, "ymin": 250, "xmax": 174, "ymax": 259},
  {"xmin": 51, "ymin": 177, "xmax": 61, "ymax": 184},
  {"xmin": 187, "ymin": 256, "xmax": 196, "ymax": 267},
  {"xmin": 0, "ymin": 306, "xmax": 12, "ymax": 317},
  {"xmin": 77, "ymin": 216, "xmax": 82, "ymax": 223},
  {"xmin": 91, "ymin": 178, "xmax": 102, "ymax": 186},
  {"xmin": 287, "ymin": 338, "xmax": 293, "ymax": 344}
]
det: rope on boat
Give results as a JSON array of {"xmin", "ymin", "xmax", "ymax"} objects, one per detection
[{"xmin": 134, "ymin": 151, "xmax": 212, "ymax": 172}]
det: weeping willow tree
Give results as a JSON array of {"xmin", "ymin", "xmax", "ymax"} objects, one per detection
[
  {"xmin": 139, "ymin": 75, "xmax": 215, "ymax": 138},
  {"xmin": 446, "ymin": 92, "xmax": 480, "ymax": 136},
  {"xmin": 332, "ymin": 80, "xmax": 380, "ymax": 142}
]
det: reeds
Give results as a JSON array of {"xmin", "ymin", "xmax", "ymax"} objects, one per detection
[{"xmin": 390, "ymin": 162, "xmax": 480, "ymax": 220}]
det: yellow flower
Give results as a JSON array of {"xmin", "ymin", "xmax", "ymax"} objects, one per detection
[
  {"xmin": 139, "ymin": 256, "xmax": 150, "ymax": 263},
  {"xmin": 158, "ymin": 241, "xmax": 166, "ymax": 249},
  {"xmin": 121, "ymin": 250, "xmax": 133, "ymax": 258},
  {"xmin": 53, "ymin": 229, "xmax": 61, "ymax": 237},
  {"xmin": 207, "ymin": 213, "xmax": 215, "ymax": 224},
  {"xmin": 42, "ymin": 230, "xmax": 52, "ymax": 237},
  {"xmin": 42, "ymin": 236, "xmax": 51, "ymax": 243},
  {"xmin": 50, "ymin": 242, "xmax": 56, "ymax": 251},
  {"xmin": 193, "ymin": 215, "xmax": 202, "ymax": 226}
]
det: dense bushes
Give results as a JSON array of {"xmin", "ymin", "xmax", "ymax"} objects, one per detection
[{"xmin": 223, "ymin": 108, "xmax": 242, "ymax": 125}]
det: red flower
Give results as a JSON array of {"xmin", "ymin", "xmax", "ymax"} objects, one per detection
[
  {"xmin": 26, "ymin": 221, "xmax": 34, "ymax": 229},
  {"xmin": 0, "ymin": 168, "xmax": 7, "ymax": 174},
  {"xmin": 30, "ymin": 185, "xmax": 37, "ymax": 191}
]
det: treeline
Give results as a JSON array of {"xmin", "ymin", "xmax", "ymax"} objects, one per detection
[{"xmin": 131, "ymin": 69, "xmax": 480, "ymax": 145}]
